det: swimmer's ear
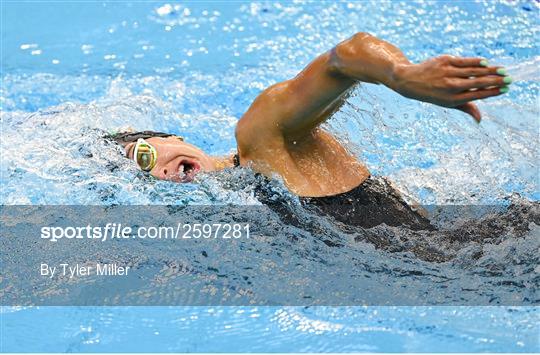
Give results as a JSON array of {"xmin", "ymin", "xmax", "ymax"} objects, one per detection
[{"xmin": 455, "ymin": 102, "xmax": 481, "ymax": 123}]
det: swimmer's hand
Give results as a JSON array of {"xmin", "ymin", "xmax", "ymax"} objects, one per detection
[{"xmin": 391, "ymin": 56, "xmax": 509, "ymax": 123}]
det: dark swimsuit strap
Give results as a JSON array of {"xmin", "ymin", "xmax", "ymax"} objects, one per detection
[{"xmin": 233, "ymin": 153, "xmax": 241, "ymax": 167}]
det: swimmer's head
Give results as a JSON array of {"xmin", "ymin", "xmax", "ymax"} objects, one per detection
[{"xmin": 107, "ymin": 131, "xmax": 227, "ymax": 182}]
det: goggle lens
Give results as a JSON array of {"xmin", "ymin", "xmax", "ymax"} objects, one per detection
[{"xmin": 133, "ymin": 139, "xmax": 157, "ymax": 172}]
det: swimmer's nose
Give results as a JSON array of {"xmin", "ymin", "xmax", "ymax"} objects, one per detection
[
  {"xmin": 149, "ymin": 166, "xmax": 172, "ymax": 181},
  {"xmin": 160, "ymin": 167, "xmax": 174, "ymax": 180},
  {"xmin": 157, "ymin": 165, "xmax": 183, "ymax": 182}
]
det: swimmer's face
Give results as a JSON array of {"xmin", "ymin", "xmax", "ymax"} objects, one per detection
[{"xmin": 125, "ymin": 136, "xmax": 216, "ymax": 182}]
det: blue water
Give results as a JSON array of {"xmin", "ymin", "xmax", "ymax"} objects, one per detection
[{"xmin": 1, "ymin": 0, "xmax": 539, "ymax": 352}]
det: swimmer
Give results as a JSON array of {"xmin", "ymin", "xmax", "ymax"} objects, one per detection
[{"xmin": 110, "ymin": 33, "xmax": 512, "ymax": 229}]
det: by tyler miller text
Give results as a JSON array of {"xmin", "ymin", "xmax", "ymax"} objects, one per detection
[{"xmin": 41, "ymin": 263, "xmax": 130, "ymax": 278}]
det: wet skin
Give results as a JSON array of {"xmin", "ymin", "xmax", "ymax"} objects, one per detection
[{"xmin": 127, "ymin": 32, "xmax": 511, "ymax": 197}]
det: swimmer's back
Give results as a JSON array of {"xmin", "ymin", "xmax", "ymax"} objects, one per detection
[
  {"xmin": 299, "ymin": 176, "xmax": 434, "ymax": 231},
  {"xmin": 255, "ymin": 175, "xmax": 434, "ymax": 231}
]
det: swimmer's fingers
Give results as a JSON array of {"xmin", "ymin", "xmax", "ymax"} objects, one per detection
[
  {"xmin": 447, "ymin": 56, "xmax": 486, "ymax": 68},
  {"xmin": 453, "ymin": 87, "xmax": 504, "ymax": 105},
  {"xmin": 453, "ymin": 87, "xmax": 506, "ymax": 123},
  {"xmin": 450, "ymin": 66, "xmax": 502, "ymax": 78},
  {"xmin": 451, "ymin": 75, "xmax": 508, "ymax": 91},
  {"xmin": 454, "ymin": 102, "xmax": 481, "ymax": 123}
]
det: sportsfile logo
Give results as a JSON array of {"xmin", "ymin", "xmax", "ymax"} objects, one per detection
[
  {"xmin": 41, "ymin": 224, "xmax": 132, "ymax": 242},
  {"xmin": 40, "ymin": 223, "xmax": 251, "ymax": 242}
]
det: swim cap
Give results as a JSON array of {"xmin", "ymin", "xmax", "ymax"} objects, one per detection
[{"xmin": 106, "ymin": 130, "xmax": 183, "ymax": 147}]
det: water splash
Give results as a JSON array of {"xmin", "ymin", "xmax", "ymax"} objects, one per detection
[{"xmin": 1, "ymin": 0, "xmax": 539, "ymax": 352}]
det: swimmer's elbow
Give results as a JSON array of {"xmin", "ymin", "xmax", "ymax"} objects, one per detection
[
  {"xmin": 329, "ymin": 32, "xmax": 373, "ymax": 74},
  {"xmin": 348, "ymin": 31, "xmax": 374, "ymax": 44}
]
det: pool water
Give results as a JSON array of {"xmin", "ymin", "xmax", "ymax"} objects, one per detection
[{"xmin": 1, "ymin": 0, "xmax": 539, "ymax": 352}]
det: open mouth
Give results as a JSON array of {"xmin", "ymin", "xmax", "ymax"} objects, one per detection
[{"xmin": 177, "ymin": 159, "xmax": 200, "ymax": 182}]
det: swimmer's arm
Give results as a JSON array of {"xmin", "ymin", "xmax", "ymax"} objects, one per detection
[
  {"xmin": 237, "ymin": 32, "xmax": 508, "ymax": 149},
  {"xmin": 330, "ymin": 32, "xmax": 508, "ymax": 122}
]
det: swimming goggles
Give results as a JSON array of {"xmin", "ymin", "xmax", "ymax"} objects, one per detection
[
  {"xmin": 132, "ymin": 136, "xmax": 184, "ymax": 172},
  {"xmin": 133, "ymin": 138, "xmax": 158, "ymax": 172}
]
